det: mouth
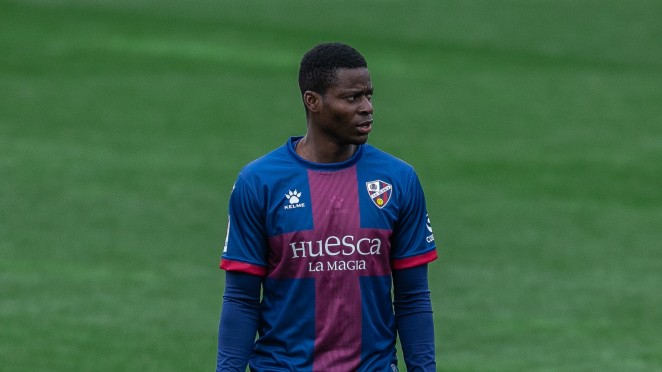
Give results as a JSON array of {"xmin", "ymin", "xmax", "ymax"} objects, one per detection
[{"xmin": 357, "ymin": 120, "xmax": 373, "ymax": 135}]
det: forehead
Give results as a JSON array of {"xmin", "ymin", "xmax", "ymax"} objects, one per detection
[{"xmin": 329, "ymin": 67, "xmax": 372, "ymax": 91}]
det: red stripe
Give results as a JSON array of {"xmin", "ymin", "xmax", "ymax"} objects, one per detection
[
  {"xmin": 308, "ymin": 167, "xmax": 362, "ymax": 371},
  {"xmin": 220, "ymin": 258, "xmax": 267, "ymax": 276},
  {"xmin": 392, "ymin": 249, "xmax": 438, "ymax": 270}
]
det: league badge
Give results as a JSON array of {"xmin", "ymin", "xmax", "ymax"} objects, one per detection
[{"xmin": 366, "ymin": 180, "xmax": 392, "ymax": 209}]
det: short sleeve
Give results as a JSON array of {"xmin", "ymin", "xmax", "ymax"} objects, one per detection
[
  {"xmin": 220, "ymin": 175, "xmax": 268, "ymax": 276},
  {"xmin": 390, "ymin": 169, "xmax": 438, "ymax": 269}
]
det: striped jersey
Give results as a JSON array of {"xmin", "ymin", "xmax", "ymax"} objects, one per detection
[{"xmin": 220, "ymin": 136, "xmax": 437, "ymax": 371}]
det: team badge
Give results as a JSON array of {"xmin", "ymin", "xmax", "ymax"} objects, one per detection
[{"xmin": 366, "ymin": 180, "xmax": 392, "ymax": 209}]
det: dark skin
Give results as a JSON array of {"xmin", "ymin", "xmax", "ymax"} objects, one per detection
[{"xmin": 296, "ymin": 67, "xmax": 374, "ymax": 163}]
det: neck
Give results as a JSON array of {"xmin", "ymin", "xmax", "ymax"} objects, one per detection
[{"xmin": 295, "ymin": 135, "xmax": 358, "ymax": 164}]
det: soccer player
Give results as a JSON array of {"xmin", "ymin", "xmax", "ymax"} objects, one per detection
[{"xmin": 217, "ymin": 42, "xmax": 438, "ymax": 371}]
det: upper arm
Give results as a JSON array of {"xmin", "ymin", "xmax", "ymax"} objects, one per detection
[
  {"xmin": 221, "ymin": 175, "xmax": 268, "ymax": 276},
  {"xmin": 391, "ymin": 169, "xmax": 438, "ymax": 269}
]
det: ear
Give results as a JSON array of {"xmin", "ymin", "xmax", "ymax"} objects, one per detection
[{"xmin": 303, "ymin": 91, "xmax": 322, "ymax": 113}]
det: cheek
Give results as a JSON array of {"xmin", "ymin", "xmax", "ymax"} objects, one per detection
[
  {"xmin": 332, "ymin": 112, "xmax": 346, "ymax": 123},
  {"xmin": 330, "ymin": 107, "xmax": 353, "ymax": 124}
]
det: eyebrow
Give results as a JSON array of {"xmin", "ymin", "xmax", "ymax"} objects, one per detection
[{"xmin": 343, "ymin": 86, "xmax": 374, "ymax": 94}]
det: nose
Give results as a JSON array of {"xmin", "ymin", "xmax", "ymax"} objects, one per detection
[{"xmin": 359, "ymin": 96, "xmax": 373, "ymax": 115}]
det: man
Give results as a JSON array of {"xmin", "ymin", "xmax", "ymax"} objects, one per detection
[{"xmin": 217, "ymin": 42, "xmax": 438, "ymax": 371}]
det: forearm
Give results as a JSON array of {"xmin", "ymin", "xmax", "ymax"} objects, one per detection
[
  {"xmin": 217, "ymin": 271, "xmax": 262, "ymax": 372},
  {"xmin": 393, "ymin": 265, "xmax": 436, "ymax": 371}
]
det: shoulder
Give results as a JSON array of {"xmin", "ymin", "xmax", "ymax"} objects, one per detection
[
  {"xmin": 362, "ymin": 144, "xmax": 416, "ymax": 174},
  {"xmin": 238, "ymin": 144, "xmax": 291, "ymax": 179}
]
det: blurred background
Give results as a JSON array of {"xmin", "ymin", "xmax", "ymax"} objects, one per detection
[{"xmin": 1, "ymin": 0, "xmax": 661, "ymax": 370}]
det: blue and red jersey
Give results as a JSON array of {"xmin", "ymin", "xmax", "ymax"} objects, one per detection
[{"xmin": 220, "ymin": 136, "xmax": 437, "ymax": 371}]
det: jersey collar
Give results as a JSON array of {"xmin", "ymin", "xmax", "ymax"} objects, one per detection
[{"xmin": 287, "ymin": 136, "xmax": 364, "ymax": 171}]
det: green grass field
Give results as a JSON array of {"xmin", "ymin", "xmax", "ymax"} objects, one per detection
[{"xmin": 1, "ymin": 0, "xmax": 661, "ymax": 370}]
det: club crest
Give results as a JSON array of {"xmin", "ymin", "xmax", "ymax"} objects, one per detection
[{"xmin": 366, "ymin": 180, "xmax": 392, "ymax": 209}]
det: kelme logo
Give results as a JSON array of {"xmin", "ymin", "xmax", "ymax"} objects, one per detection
[{"xmin": 284, "ymin": 189, "xmax": 306, "ymax": 210}]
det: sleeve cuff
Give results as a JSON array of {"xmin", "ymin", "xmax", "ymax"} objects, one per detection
[
  {"xmin": 220, "ymin": 258, "xmax": 267, "ymax": 276},
  {"xmin": 392, "ymin": 249, "xmax": 438, "ymax": 270}
]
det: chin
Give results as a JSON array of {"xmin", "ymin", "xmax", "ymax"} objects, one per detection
[{"xmin": 352, "ymin": 136, "xmax": 369, "ymax": 145}]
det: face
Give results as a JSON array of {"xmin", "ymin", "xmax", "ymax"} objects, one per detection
[{"xmin": 311, "ymin": 67, "xmax": 374, "ymax": 146}]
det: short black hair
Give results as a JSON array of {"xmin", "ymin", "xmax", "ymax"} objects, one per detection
[{"xmin": 298, "ymin": 42, "xmax": 367, "ymax": 96}]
